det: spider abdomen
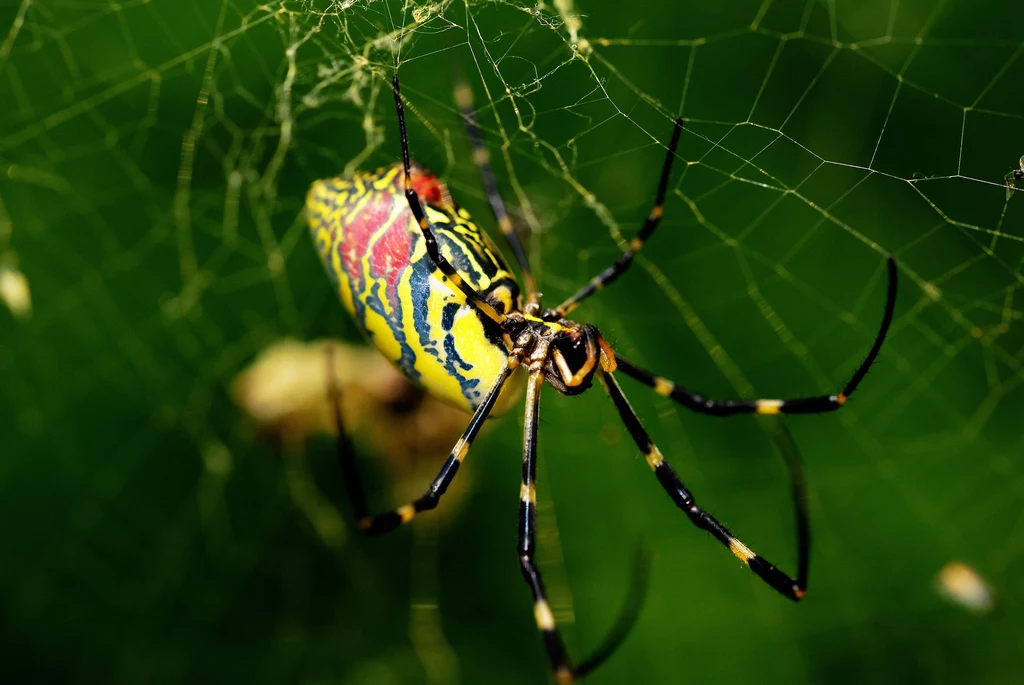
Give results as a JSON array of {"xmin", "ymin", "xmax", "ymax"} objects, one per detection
[{"xmin": 307, "ymin": 161, "xmax": 522, "ymax": 414}]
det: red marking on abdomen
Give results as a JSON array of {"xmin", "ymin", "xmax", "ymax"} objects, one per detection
[
  {"xmin": 409, "ymin": 166, "xmax": 443, "ymax": 206},
  {"xmin": 339, "ymin": 189, "xmax": 416, "ymax": 312},
  {"xmin": 336, "ymin": 162, "xmax": 446, "ymax": 316}
]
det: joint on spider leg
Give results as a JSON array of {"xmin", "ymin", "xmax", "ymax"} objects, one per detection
[
  {"xmin": 652, "ymin": 377, "xmax": 674, "ymax": 397},
  {"xmin": 358, "ymin": 502, "xmax": 420, "ymax": 536},
  {"xmin": 686, "ymin": 503, "xmax": 704, "ymax": 526},
  {"xmin": 509, "ymin": 346, "xmax": 528, "ymax": 367},
  {"xmin": 728, "ymin": 537, "xmax": 755, "ymax": 565},
  {"xmin": 453, "ymin": 437, "xmax": 470, "ymax": 463},
  {"xmin": 472, "ymin": 145, "xmax": 490, "ymax": 168},
  {"xmin": 454, "ymin": 81, "xmax": 473, "ymax": 111},
  {"xmin": 755, "ymin": 399, "xmax": 784, "ymax": 415},
  {"xmin": 496, "ymin": 215, "xmax": 517, "ymax": 239},
  {"xmin": 643, "ymin": 442, "xmax": 665, "ymax": 471},
  {"xmin": 533, "ymin": 599, "xmax": 555, "ymax": 631}
]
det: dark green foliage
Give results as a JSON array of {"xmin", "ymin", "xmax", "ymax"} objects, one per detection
[{"xmin": 2, "ymin": 1, "xmax": 1022, "ymax": 683}]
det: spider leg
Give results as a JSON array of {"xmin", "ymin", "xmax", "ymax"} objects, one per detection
[
  {"xmin": 454, "ymin": 79, "xmax": 538, "ymax": 299},
  {"xmin": 599, "ymin": 369, "xmax": 808, "ymax": 601},
  {"xmin": 768, "ymin": 424, "xmax": 811, "ymax": 594},
  {"xmin": 393, "ymin": 74, "xmax": 507, "ymax": 327},
  {"xmin": 330, "ymin": 349, "xmax": 520, "ymax": 536},
  {"xmin": 518, "ymin": 371, "xmax": 648, "ymax": 683},
  {"xmin": 325, "ymin": 343, "xmax": 367, "ymax": 519},
  {"xmin": 553, "ymin": 117, "xmax": 684, "ymax": 318},
  {"xmin": 516, "ymin": 372, "xmax": 573, "ymax": 682},
  {"xmin": 614, "ymin": 256, "xmax": 897, "ymax": 416}
]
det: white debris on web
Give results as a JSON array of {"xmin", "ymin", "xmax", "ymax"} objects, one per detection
[
  {"xmin": 935, "ymin": 561, "xmax": 995, "ymax": 615},
  {"xmin": 553, "ymin": 0, "xmax": 580, "ymax": 35},
  {"xmin": 0, "ymin": 257, "xmax": 31, "ymax": 319}
]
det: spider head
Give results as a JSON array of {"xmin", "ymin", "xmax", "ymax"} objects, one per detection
[{"xmin": 545, "ymin": 323, "xmax": 602, "ymax": 396}]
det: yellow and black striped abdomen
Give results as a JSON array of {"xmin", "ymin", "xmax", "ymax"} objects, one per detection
[{"xmin": 307, "ymin": 162, "xmax": 522, "ymax": 414}]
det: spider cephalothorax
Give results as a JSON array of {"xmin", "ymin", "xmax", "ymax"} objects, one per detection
[
  {"xmin": 307, "ymin": 72, "xmax": 898, "ymax": 684},
  {"xmin": 502, "ymin": 315, "xmax": 605, "ymax": 396}
]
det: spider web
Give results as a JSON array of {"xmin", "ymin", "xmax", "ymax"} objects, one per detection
[{"xmin": 2, "ymin": 1, "xmax": 1023, "ymax": 683}]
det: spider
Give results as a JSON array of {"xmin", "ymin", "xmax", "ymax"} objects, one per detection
[
  {"xmin": 305, "ymin": 73, "xmax": 898, "ymax": 683},
  {"xmin": 1006, "ymin": 155, "xmax": 1024, "ymax": 200}
]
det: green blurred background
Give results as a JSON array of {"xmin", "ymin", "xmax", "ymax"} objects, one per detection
[{"xmin": 2, "ymin": 0, "xmax": 1023, "ymax": 683}]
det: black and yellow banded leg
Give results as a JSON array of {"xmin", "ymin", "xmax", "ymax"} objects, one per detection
[
  {"xmin": 599, "ymin": 370, "xmax": 809, "ymax": 602},
  {"xmin": 347, "ymin": 355, "xmax": 520, "ymax": 537},
  {"xmin": 616, "ymin": 256, "xmax": 898, "ymax": 417},
  {"xmin": 553, "ymin": 117, "xmax": 684, "ymax": 318},
  {"xmin": 519, "ymin": 371, "xmax": 647, "ymax": 684},
  {"xmin": 454, "ymin": 80, "xmax": 538, "ymax": 299},
  {"xmin": 517, "ymin": 372, "xmax": 573, "ymax": 682},
  {"xmin": 392, "ymin": 74, "xmax": 507, "ymax": 327}
]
